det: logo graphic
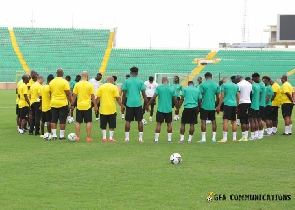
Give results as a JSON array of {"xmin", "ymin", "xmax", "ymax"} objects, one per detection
[{"xmin": 207, "ymin": 191, "xmax": 213, "ymax": 202}]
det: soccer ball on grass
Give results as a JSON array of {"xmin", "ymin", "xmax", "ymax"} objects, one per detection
[
  {"xmin": 43, "ymin": 132, "xmax": 52, "ymax": 140},
  {"xmin": 170, "ymin": 153, "xmax": 182, "ymax": 164},
  {"xmin": 68, "ymin": 133, "xmax": 77, "ymax": 142},
  {"xmin": 142, "ymin": 119, "xmax": 147, "ymax": 125}
]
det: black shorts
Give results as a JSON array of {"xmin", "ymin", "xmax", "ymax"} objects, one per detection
[
  {"xmin": 156, "ymin": 111, "xmax": 172, "ymax": 123},
  {"xmin": 282, "ymin": 103, "xmax": 293, "ymax": 117},
  {"xmin": 223, "ymin": 105, "xmax": 237, "ymax": 120},
  {"xmin": 51, "ymin": 105, "xmax": 69, "ymax": 124},
  {"xmin": 42, "ymin": 110, "xmax": 52, "ymax": 123},
  {"xmin": 172, "ymin": 97, "xmax": 180, "ymax": 108},
  {"xmin": 248, "ymin": 108, "xmax": 259, "ymax": 119},
  {"xmin": 125, "ymin": 106, "xmax": 143, "ymax": 121},
  {"xmin": 100, "ymin": 113, "xmax": 116, "ymax": 129},
  {"xmin": 200, "ymin": 108, "xmax": 216, "ymax": 121},
  {"xmin": 238, "ymin": 103, "xmax": 250, "ymax": 118},
  {"xmin": 19, "ymin": 106, "xmax": 29, "ymax": 120},
  {"xmin": 76, "ymin": 108, "xmax": 92, "ymax": 123},
  {"xmin": 259, "ymin": 106, "xmax": 265, "ymax": 120},
  {"xmin": 271, "ymin": 106, "xmax": 279, "ymax": 121},
  {"xmin": 181, "ymin": 107, "xmax": 198, "ymax": 124},
  {"xmin": 16, "ymin": 104, "xmax": 19, "ymax": 115},
  {"xmin": 264, "ymin": 106, "xmax": 272, "ymax": 120}
]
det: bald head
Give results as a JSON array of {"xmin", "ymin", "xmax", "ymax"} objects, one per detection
[
  {"xmin": 281, "ymin": 75, "xmax": 288, "ymax": 83},
  {"xmin": 81, "ymin": 71, "xmax": 88, "ymax": 80},
  {"xmin": 30, "ymin": 70, "xmax": 37, "ymax": 77},
  {"xmin": 22, "ymin": 74, "xmax": 29, "ymax": 84},
  {"xmin": 107, "ymin": 76, "xmax": 114, "ymax": 84},
  {"xmin": 56, "ymin": 68, "xmax": 64, "ymax": 77},
  {"xmin": 222, "ymin": 77, "xmax": 229, "ymax": 83},
  {"xmin": 162, "ymin": 77, "xmax": 169, "ymax": 84}
]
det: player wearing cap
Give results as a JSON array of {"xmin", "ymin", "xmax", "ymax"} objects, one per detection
[
  {"xmin": 121, "ymin": 67, "xmax": 148, "ymax": 142},
  {"xmin": 143, "ymin": 76, "xmax": 158, "ymax": 122}
]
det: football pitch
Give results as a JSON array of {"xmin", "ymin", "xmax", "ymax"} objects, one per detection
[{"xmin": 0, "ymin": 89, "xmax": 294, "ymax": 209}]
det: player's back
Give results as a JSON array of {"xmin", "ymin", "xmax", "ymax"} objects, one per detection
[
  {"xmin": 49, "ymin": 77, "xmax": 70, "ymax": 108},
  {"xmin": 121, "ymin": 76, "xmax": 145, "ymax": 107},
  {"xmin": 271, "ymin": 82, "xmax": 281, "ymax": 107},
  {"xmin": 73, "ymin": 81, "xmax": 93, "ymax": 110},
  {"xmin": 221, "ymin": 82, "xmax": 239, "ymax": 106},
  {"xmin": 200, "ymin": 80, "xmax": 219, "ymax": 110},
  {"xmin": 182, "ymin": 86, "xmax": 201, "ymax": 108},
  {"xmin": 155, "ymin": 84, "xmax": 175, "ymax": 113},
  {"xmin": 237, "ymin": 80, "xmax": 252, "ymax": 104},
  {"xmin": 41, "ymin": 84, "xmax": 51, "ymax": 112},
  {"xmin": 97, "ymin": 83, "xmax": 119, "ymax": 115},
  {"xmin": 251, "ymin": 82, "xmax": 261, "ymax": 110},
  {"xmin": 259, "ymin": 81, "xmax": 266, "ymax": 107}
]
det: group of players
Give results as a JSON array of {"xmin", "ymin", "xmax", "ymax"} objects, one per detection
[{"xmin": 16, "ymin": 66, "xmax": 294, "ymax": 142}]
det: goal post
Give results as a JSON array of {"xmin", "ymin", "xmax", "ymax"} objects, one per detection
[{"xmin": 154, "ymin": 73, "xmax": 191, "ymax": 86}]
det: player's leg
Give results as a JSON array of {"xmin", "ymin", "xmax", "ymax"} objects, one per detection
[
  {"xmin": 288, "ymin": 104, "xmax": 293, "ymax": 134},
  {"xmin": 150, "ymin": 99, "xmax": 155, "ymax": 121},
  {"xmin": 231, "ymin": 106, "xmax": 237, "ymax": 141},
  {"xmin": 180, "ymin": 108, "xmax": 187, "ymax": 143},
  {"xmin": 29, "ymin": 103, "xmax": 36, "ymax": 135},
  {"xmin": 16, "ymin": 104, "xmax": 20, "ymax": 132},
  {"xmin": 84, "ymin": 108, "xmax": 93, "ymax": 141},
  {"xmin": 257, "ymin": 106, "xmax": 265, "ymax": 139},
  {"xmin": 50, "ymin": 108, "xmax": 58, "ymax": 139},
  {"xmin": 220, "ymin": 105, "xmax": 229, "ymax": 142},
  {"xmin": 166, "ymin": 112, "xmax": 172, "ymax": 142},
  {"xmin": 199, "ymin": 108, "xmax": 207, "ymax": 142},
  {"xmin": 75, "ymin": 109, "xmax": 82, "ymax": 141},
  {"xmin": 210, "ymin": 111, "xmax": 217, "ymax": 141},
  {"xmin": 100, "ymin": 114, "xmax": 107, "ymax": 141},
  {"xmin": 19, "ymin": 107, "xmax": 28, "ymax": 134},
  {"xmin": 154, "ymin": 111, "xmax": 163, "ymax": 142},
  {"xmin": 108, "ymin": 113, "xmax": 117, "ymax": 142},
  {"xmin": 34, "ymin": 102, "xmax": 42, "ymax": 135},
  {"xmin": 271, "ymin": 106, "xmax": 278, "ymax": 134},
  {"xmin": 135, "ymin": 106, "xmax": 144, "ymax": 142},
  {"xmin": 58, "ymin": 106, "xmax": 68, "ymax": 140},
  {"xmin": 124, "ymin": 106, "xmax": 132, "ymax": 142}
]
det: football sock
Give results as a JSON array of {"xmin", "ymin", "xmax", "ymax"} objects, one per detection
[
  {"xmin": 242, "ymin": 132, "xmax": 245, "ymax": 138},
  {"xmin": 285, "ymin": 126, "xmax": 289, "ymax": 134},
  {"xmin": 102, "ymin": 130, "xmax": 106, "ymax": 139},
  {"xmin": 201, "ymin": 132, "xmax": 206, "ymax": 141},
  {"xmin": 121, "ymin": 114, "xmax": 124, "ymax": 119},
  {"xmin": 258, "ymin": 130, "xmax": 264, "ymax": 137},
  {"xmin": 188, "ymin": 135, "xmax": 193, "ymax": 141},
  {"xmin": 254, "ymin": 131, "xmax": 258, "ymax": 138},
  {"xmin": 180, "ymin": 134, "xmax": 184, "ymax": 141},
  {"xmin": 267, "ymin": 128, "xmax": 272, "ymax": 135},
  {"xmin": 109, "ymin": 131, "xmax": 114, "ymax": 139},
  {"xmin": 125, "ymin": 132, "xmax": 129, "ymax": 140},
  {"xmin": 52, "ymin": 129, "xmax": 57, "ymax": 137},
  {"xmin": 212, "ymin": 132, "xmax": 216, "ymax": 140},
  {"xmin": 251, "ymin": 132, "xmax": 255, "ymax": 139},
  {"xmin": 60, "ymin": 130, "xmax": 65, "ymax": 138},
  {"xmin": 233, "ymin": 132, "xmax": 237, "ymax": 140},
  {"xmin": 245, "ymin": 131, "xmax": 249, "ymax": 138},
  {"xmin": 168, "ymin": 133, "xmax": 172, "ymax": 141},
  {"xmin": 139, "ymin": 132, "xmax": 143, "ymax": 140},
  {"xmin": 223, "ymin": 132, "xmax": 228, "ymax": 141},
  {"xmin": 289, "ymin": 124, "xmax": 292, "ymax": 133},
  {"xmin": 155, "ymin": 133, "xmax": 159, "ymax": 141}
]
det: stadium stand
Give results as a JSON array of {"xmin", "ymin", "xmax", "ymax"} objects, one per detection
[
  {"xmin": 0, "ymin": 27, "xmax": 23, "ymax": 82},
  {"xmin": 12, "ymin": 27, "xmax": 110, "ymax": 78},
  {"xmin": 106, "ymin": 49, "xmax": 210, "ymax": 83}
]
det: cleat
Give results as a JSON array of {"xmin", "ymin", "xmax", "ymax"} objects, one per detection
[
  {"xmin": 139, "ymin": 140, "xmax": 144, "ymax": 143},
  {"xmin": 40, "ymin": 135, "xmax": 44, "ymax": 138},
  {"xmin": 153, "ymin": 140, "xmax": 158, "ymax": 143},
  {"xmin": 178, "ymin": 140, "xmax": 184, "ymax": 143},
  {"xmin": 289, "ymin": 133, "xmax": 292, "ymax": 135},
  {"xmin": 218, "ymin": 139, "xmax": 227, "ymax": 143},
  {"xmin": 281, "ymin": 133, "xmax": 289, "ymax": 136},
  {"xmin": 35, "ymin": 132, "xmax": 41, "ymax": 136},
  {"xmin": 257, "ymin": 136, "xmax": 263, "ymax": 139},
  {"xmin": 76, "ymin": 137, "xmax": 80, "ymax": 141},
  {"xmin": 59, "ymin": 137, "xmax": 66, "ymax": 140},
  {"xmin": 188, "ymin": 140, "xmax": 191, "ymax": 143},
  {"xmin": 149, "ymin": 116, "xmax": 152, "ymax": 122},
  {"xmin": 248, "ymin": 137, "xmax": 256, "ymax": 141},
  {"xmin": 52, "ymin": 137, "xmax": 57, "ymax": 140},
  {"xmin": 96, "ymin": 118, "xmax": 99, "ymax": 121},
  {"xmin": 264, "ymin": 133, "xmax": 273, "ymax": 137},
  {"xmin": 198, "ymin": 140, "xmax": 206, "ymax": 143},
  {"xmin": 29, "ymin": 132, "xmax": 34, "ymax": 135},
  {"xmin": 87, "ymin": 138, "xmax": 93, "ymax": 142},
  {"xmin": 212, "ymin": 139, "xmax": 216, "ymax": 142},
  {"xmin": 272, "ymin": 131, "xmax": 278, "ymax": 135},
  {"xmin": 108, "ymin": 138, "xmax": 116, "ymax": 142},
  {"xmin": 101, "ymin": 139, "xmax": 107, "ymax": 142},
  {"xmin": 233, "ymin": 139, "xmax": 237, "ymax": 142},
  {"xmin": 167, "ymin": 140, "xmax": 172, "ymax": 143},
  {"xmin": 124, "ymin": 139, "xmax": 129, "ymax": 142}
]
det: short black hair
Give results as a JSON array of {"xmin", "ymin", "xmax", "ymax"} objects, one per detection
[
  {"xmin": 231, "ymin": 75, "xmax": 236, "ymax": 80},
  {"xmin": 126, "ymin": 74, "xmax": 130, "ymax": 78},
  {"xmin": 47, "ymin": 74, "xmax": 54, "ymax": 83},
  {"xmin": 65, "ymin": 75, "xmax": 71, "ymax": 81},
  {"xmin": 187, "ymin": 81, "xmax": 194, "ymax": 86},
  {"xmin": 252, "ymin": 72, "xmax": 260, "ymax": 78},
  {"xmin": 245, "ymin": 77, "xmax": 251, "ymax": 81},
  {"xmin": 149, "ymin": 76, "xmax": 154, "ymax": 81},
  {"xmin": 112, "ymin": 76, "xmax": 117, "ymax": 81},
  {"xmin": 130, "ymin": 66, "xmax": 139, "ymax": 73},
  {"xmin": 219, "ymin": 80, "xmax": 223, "ymax": 86},
  {"xmin": 204, "ymin": 72, "xmax": 212, "ymax": 78},
  {"xmin": 263, "ymin": 76, "xmax": 271, "ymax": 81}
]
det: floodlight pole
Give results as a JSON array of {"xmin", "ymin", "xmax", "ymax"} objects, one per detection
[
  {"xmin": 31, "ymin": 10, "xmax": 35, "ymax": 28},
  {"xmin": 188, "ymin": 24, "xmax": 192, "ymax": 48}
]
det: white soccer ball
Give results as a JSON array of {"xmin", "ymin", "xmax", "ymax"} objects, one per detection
[
  {"xmin": 68, "ymin": 133, "xmax": 77, "ymax": 142},
  {"xmin": 206, "ymin": 120, "xmax": 212, "ymax": 124},
  {"xmin": 173, "ymin": 116, "xmax": 179, "ymax": 121},
  {"xmin": 43, "ymin": 132, "xmax": 52, "ymax": 140},
  {"xmin": 170, "ymin": 153, "xmax": 182, "ymax": 164},
  {"xmin": 68, "ymin": 118, "xmax": 74, "ymax": 124},
  {"xmin": 142, "ymin": 119, "xmax": 147, "ymax": 125},
  {"xmin": 206, "ymin": 196, "xmax": 213, "ymax": 202}
]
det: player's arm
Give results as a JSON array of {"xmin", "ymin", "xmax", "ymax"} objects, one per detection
[
  {"xmin": 216, "ymin": 92, "xmax": 224, "ymax": 114},
  {"xmin": 271, "ymin": 92, "xmax": 277, "ymax": 101},
  {"xmin": 265, "ymin": 94, "xmax": 271, "ymax": 104},
  {"xmin": 91, "ymin": 94, "xmax": 98, "ymax": 113},
  {"xmin": 259, "ymin": 91, "xmax": 262, "ymax": 101},
  {"xmin": 71, "ymin": 93, "xmax": 76, "ymax": 110},
  {"xmin": 122, "ymin": 90, "xmax": 126, "ymax": 106},
  {"xmin": 141, "ymin": 90, "xmax": 148, "ymax": 104},
  {"xmin": 178, "ymin": 96, "xmax": 184, "ymax": 109},
  {"xmin": 215, "ymin": 93, "xmax": 220, "ymax": 106},
  {"xmin": 146, "ymin": 94, "xmax": 157, "ymax": 110},
  {"xmin": 236, "ymin": 92, "xmax": 240, "ymax": 106},
  {"xmin": 65, "ymin": 90, "xmax": 72, "ymax": 105},
  {"xmin": 115, "ymin": 97, "xmax": 125, "ymax": 113},
  {"xmin": 285, "ymin": 92, "xmax": 293, "ymax": 103},
  {"xmin": 24, "ymin": 94, "xmax": 30, "ymax": 109}
]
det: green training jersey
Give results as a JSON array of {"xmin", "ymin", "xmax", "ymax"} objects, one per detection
[
  {"xmin": 121, "ymin": 76, "xmax": 145, "ymax": 107},
  {"xmin": 259, "ymin": 81, "xmax": 266, "ymax": 107},
  {"xmin": 170, "ymin": 83, "xmax": 182, "ymax": 97},
  {"xmin": 182, "ymin": 86, "xmax": 202, "ymax": 108},
  {"xmin": 251, "ymin": 82, "xmax": 261, "ymax": 110},
  {"xmin": 265, "ymin": 85, "xmax": 274, "ymax": 106},
  {"xmin": 199, "ymin": 80, "xmax": 220, "ymax": 110},
  {"xmin": 155, "ymin": 84, "xmax": 177, "ymax": 113},
  {"xmin": 221, "ymin": 82, "xmax": 239, "ymax": 106}
]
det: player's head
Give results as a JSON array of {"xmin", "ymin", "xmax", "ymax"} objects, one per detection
[
  {"xmin": 173, "ymin": 76, "xmax": 179, "ymax": 84},
  {"xmin": 230, "ymin": 75, "xmax": 236, "ymax": 83},
  {"xmin": 281, "ymin": 75, "xmax": 287, "ymax": 83},
  {"xmin": 219, "ymin": 79, "xmax": 223, "ymax": 86},
  {"xmin": 65, "ymin": 75, "xmax": 71, "ymax": 82},
  {"xmin": 75, "ymin": 75, "xmax": 81, "ymax": 82},
  {"xmin": 130, "ymin": 66, "xmax": 139, "ymax": 76},
  {"xmin": 251, "ymin": 73, "xmax": 260, "ymax": 83},
  {"xmin": 222, "ymin": 77, "xmax": 229, "ymax": 83},
  {"xmin": 107, "ymin": 76, "xmax": 114, "ymax": 84},
  {"xmin": 47, "ymin": 74, "xmax": 54, "ymax": 84},
  {"xmin": 30, "ymin": 70, "xmax": 38, "ymax": 81},
  {"xmin": 81, "ymin": 71, "xmax": 88, "ymax": 80},
  {"xmin": 32, "ymin": 74, "xmax": 38, "ymax": 82},
  {"xmin": 112, "ymin": 76, "xmax": 117, "ymax": 82},
  {"xmin": 187, "ymin": 81, "xmax": 194, "ymax": 86},
  {"xmin": 56, "ymin": 68, "xmax": 64, "ymax": 77},
  {"xmin": 263, "ymin": 76, "xmax": 271, "ymax": 86},
  {"xmin": 22, "ymin": 74, "xmax": 29, "ymax": 84},
  {"xmin": 204, "ymin": 72, "xmax": 212, "ymax": 80},
  {"xmin": 149, "ymin": 76, "xmax": 154, "ymax": 83},
  {"xmin": 235, "ymin": 75, "xmax": 243, "ymax": 83},
  {"xmin": 125, "ymin": 74, "xmax": 130, "ymax": 80},
  {"xmin": 162, "ymin": 77, "xmax": 169, "ymax": 84},
  {"xmin": 37, "ymin": 75, "xmax": 44, "ymax": 85},
  {"xmin": 245, "ymin": 76, "xmax": 252, "ymax": 83},
  {"xmin": 95, "ymin": 73, "xmax": 102, "ymax": 81},
  {"xmin": 270, "ymin": 80, "xmax": 274, "ymax": 85},
  {"xmin": 197, "ymin": 76, "xmax": 202, "ymax": 84}
]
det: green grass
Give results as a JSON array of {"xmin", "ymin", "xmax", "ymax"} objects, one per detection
[{"xmin": 0, "ymin": 89, "xmax": 294, "ymax": 209}]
